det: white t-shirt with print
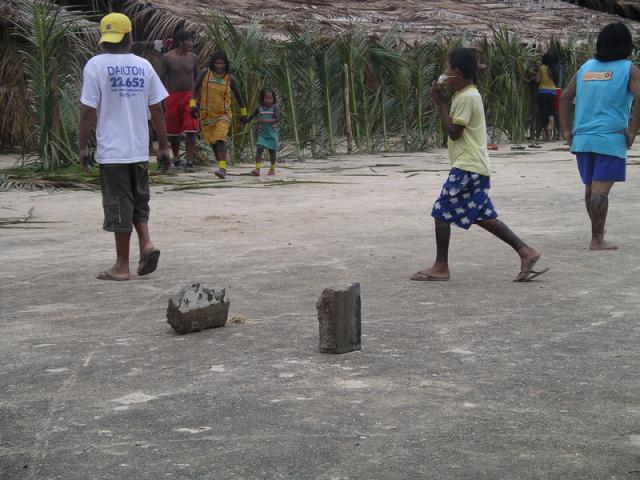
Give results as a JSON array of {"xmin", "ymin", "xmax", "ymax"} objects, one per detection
[{"xmin": 80, "ymin": 53, "xmax": 168, "ymax": 164}]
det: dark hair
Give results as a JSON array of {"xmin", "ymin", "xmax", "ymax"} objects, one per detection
[
  {"xmin": 542, "ymin": 51, "xmax": 560, "ymax": 85},
  {"xmin": 259, "ymin": 88, "xmax": 277, "ymax": 105},
  {"xmin": 209, "ymin": 50, "xmax": 230, "ymax": 73},
  {"xmin": 595, "ymin": 23, "xmax": 633, "ymax": 62},
  {"xmin": 174, "ymin": 29, "xmax": 192, "ymax": 47},
  {"xmin": 131, "ymin": 41, "xmax": 145, "ymax": 56},
  {"xmin": 448, "ymin": 48, "xmax": 477, "ymax": 80},
  {"xmin": 110, "ymin": 0, "xmax": 125, "ymax": 13},
  {"xmin": 102, "ymin": 33, "xmax": 131, "ymax": 52},
  {"xmin": 541, "ymin": 51, "xmax": 558, "ymax": 67}
]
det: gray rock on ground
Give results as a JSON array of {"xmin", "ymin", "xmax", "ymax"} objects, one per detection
[
  {"xmin": 316, "ymin": 282, "xmax": 361, "ymax": 354},
  {"xmin": 167, "ymin": 283, "xmax": 230, "ymax": 334}
]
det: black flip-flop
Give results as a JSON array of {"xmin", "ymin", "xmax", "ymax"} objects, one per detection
[
  {"xmin": 137, "ymin": 249, "xmax": 160, "ymax": 276},
  {"xmin": 514, "ymin": 268, "xmax": 549, "ymax": 282}
]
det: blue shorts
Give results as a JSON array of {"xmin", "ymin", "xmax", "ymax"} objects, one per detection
[
  {"xmin": 431, "ymin": 168, "xmax": 498, "ymax": 230},
  {"xmin": 575, "ymin": 152, "xmax": 626, "ymax": 184}
]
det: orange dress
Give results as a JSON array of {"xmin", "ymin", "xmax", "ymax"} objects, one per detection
[{"xmin": 199, "ymin": 71, "xmax": 233, "ymax": 143}]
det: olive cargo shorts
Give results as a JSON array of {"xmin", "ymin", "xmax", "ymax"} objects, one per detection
[{"xmin": 99, "ymin": 162, "xmax": 150, "ymax": 233}]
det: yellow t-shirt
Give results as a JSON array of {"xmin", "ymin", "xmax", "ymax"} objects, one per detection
[
  {"xmin": 539, "ymin": 65, "xmax": 556, "ymax": 90},
  {"xmin": 448, "ymin": 85, "xmax": 491, "ymax": 177}
]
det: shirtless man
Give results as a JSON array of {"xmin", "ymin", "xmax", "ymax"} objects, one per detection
[{"xmin": 159, "ymin": 30, "xmax": 199, "ymax": 172}]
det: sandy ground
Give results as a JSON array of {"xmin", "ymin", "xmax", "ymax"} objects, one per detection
[
  {"xmin": 0, "ymin": 154, "xmax": 20, "ymax": 170},
  {"xmin": 1, "ymin": 143, "xmax": 640, "ymax": 479}
]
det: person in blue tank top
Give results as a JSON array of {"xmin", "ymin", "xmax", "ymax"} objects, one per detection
[{"xmin": 560, "ymin": 23, "xmax": 640, "ymax": 250}]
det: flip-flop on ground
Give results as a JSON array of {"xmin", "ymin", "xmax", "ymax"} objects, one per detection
[
  {"xmin": 514, "ymin": 267, "xmax": 550, "ymax": 282},
  {"xmin": 410, "ymin": 270, "xmax": 450, "ymax": 281},
  {"xmin": 95, "ymin": 270, "xmax": 129, "ymax": 281}
]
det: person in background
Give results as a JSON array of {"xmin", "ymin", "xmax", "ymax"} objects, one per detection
[
  {"xmin": 246, "ymin": 88, "xmax": 279, "ymax": 176},
  {"xmin": 560, "ymin": 22, "xmax": 640, "ymax": 250},
  {"xmin": 131, "ymin": 40, "xmax": 163, "ymax": 156},
  {"xmin": 192, "ymin": 51, "xmax": 247, "ymax": 179},
  {"xmin": 159, "ymin": 29, "xmax": 199, "ymax": 172},
  {"xmin": 536, "ymin": 51, "xmax": 561, "ymax": 141}
]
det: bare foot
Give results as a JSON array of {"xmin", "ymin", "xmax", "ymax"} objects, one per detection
[
  {"xmin": 590, "ymin": 238, "xmax": 618, "ymax": 250},
  {"xmin": 513, "ymin": 246, "xmax": 551, "ymax": 282},
  {"xmin": 410, "ymin": 264, "xmax": 450, "ymax": 281},
  {"xmin": 139, "ymin": 243, "xmax": 157, "ymax": 259},
  {"xmin": 96, "ymin": 267, "xmax": 130, "ymax": 281},
  {"xmin": 518, "ymin": 246, "xmax": 541, "ymax": 274}
]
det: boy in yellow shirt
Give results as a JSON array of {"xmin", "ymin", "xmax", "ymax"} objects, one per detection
[{"xmin": 411, "ymin": 48, "xmax": 547, "ymax": 282}]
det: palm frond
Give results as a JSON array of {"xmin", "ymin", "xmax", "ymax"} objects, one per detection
[{"xmin": 11, "ymin": 0, "xmax": 98, "ymax": 172}]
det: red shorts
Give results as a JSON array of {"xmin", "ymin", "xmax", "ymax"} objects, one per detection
[
  {"xmin": 554, "ymin": 87, "xmax": 562, "ymax": 113},
  {"xmin": 165, "ymin": 91, "xmax": 199, "ymax": 136}
]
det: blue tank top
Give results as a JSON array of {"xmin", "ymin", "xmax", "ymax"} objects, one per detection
[{"xmin": 572, "ymin": 59, "xmax": 633, "ymax": 159}]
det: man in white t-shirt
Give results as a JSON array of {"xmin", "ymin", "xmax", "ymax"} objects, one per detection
[{"xmin": 79, "ymin": 13, "xmax": 170, "ymax": 281}]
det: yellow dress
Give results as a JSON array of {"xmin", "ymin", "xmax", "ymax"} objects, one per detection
[{"xmin": 199, "ymin": 71, "xmax": 233, "ymax": 143}]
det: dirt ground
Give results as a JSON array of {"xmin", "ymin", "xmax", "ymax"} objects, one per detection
[{"xmin": 1, "ymin": 143, "xmax": 640, "ymax": 479}]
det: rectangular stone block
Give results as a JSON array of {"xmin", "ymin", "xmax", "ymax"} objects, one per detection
[
  {"xmin": 317, "ymin": 283, "xmax": 361, "ymax": 354},
  {"xmin": 167, "ymin": 283, "xmax": 229, "ymax": 334}
]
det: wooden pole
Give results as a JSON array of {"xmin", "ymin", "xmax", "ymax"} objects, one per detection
[
  {"xmin": 285, "ymin": 58, "xmax": 301, "ymax": 159},
  {"xmin": 342, "ymin": 63, "xmax": 353, "ymax": 154},
  {"xmin": 323, "ymin": 51, "xmax": 335, "ymax": 154}
]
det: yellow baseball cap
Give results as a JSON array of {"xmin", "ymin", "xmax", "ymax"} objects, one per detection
[{"xmin": 99, "ymin": 13, "xmax": 132, "ymax": 44}]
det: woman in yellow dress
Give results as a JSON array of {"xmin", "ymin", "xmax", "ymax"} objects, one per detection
[{"xmin": 192, "ymin": 51, "xmax": 247, "ymax": 179}]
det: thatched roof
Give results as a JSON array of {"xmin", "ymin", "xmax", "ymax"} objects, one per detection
[
  {"xmin": 568, "ymin": 0, "xmax": 640, "ymax": 21},
  {"xmin": 124, "ymin": 0, "xmax": 640, "ymax": 42}
]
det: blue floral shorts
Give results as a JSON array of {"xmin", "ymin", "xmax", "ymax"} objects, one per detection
[{"xmin": 431, "ymin": 168, "xmax": 498, "ymax": 229}]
